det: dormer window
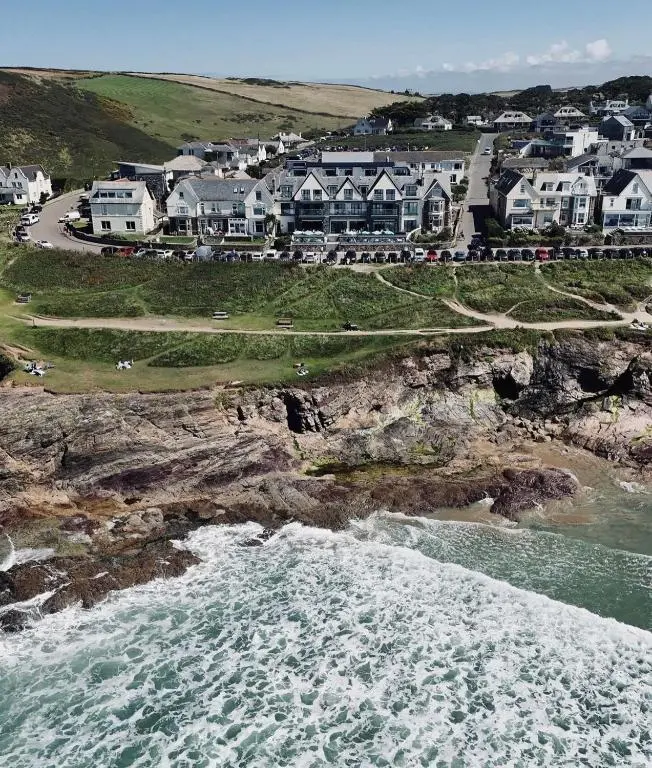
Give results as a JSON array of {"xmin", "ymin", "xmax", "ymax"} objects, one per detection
[{"xmin": 344, "ymin": 188, "xmax": 353, "ymax": 200}]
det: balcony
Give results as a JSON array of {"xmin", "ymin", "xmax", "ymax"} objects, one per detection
[{"xmin": 296, "ymin": 203, "xmax": 326, "ymax": 216}]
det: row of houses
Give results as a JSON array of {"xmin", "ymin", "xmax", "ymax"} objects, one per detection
[
  {"xmin": 88, "ymin": 150, "xmax": 465, "ymax": 239},
  {"xmin": 490, "ymin": 164, "xmax": 652, "ymax": 233},
  {"xmin": 0, "ymin": 164, "xmax": 52, "ymax": 205}
]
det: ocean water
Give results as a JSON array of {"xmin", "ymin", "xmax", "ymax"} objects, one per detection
[{"xmin": 0, "ymin": 500, "xmax": 650, "ymax": 767}]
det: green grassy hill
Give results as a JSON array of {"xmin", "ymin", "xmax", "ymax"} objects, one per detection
[
  {"xmin": 0, "ymin": 71, "xmax": 174, "ymax": 184},
  {"xmin": 74, "ymin": 74, "xmax": 349, "ymax": 146}
]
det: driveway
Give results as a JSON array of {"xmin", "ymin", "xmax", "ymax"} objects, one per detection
[
  {"xmin": 458, "ymin": 133, "xmax": 496, "ymax": 246},
  {"xmin": 29, "ymin": 191, "xmax": 101, "ymax": 253}
]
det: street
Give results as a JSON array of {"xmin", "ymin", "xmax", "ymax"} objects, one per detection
[
  {"xmin": 458, "ymin": 133, "xmax": 496, "ymax": 246},
  {"xmin": 29, "ymin": 191, "xmax": 101, "ymax": 253}
]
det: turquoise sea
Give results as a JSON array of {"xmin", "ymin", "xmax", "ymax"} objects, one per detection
[{"xmin": 0, "ymin": 465, "xmax": 650, "ymax": 767}]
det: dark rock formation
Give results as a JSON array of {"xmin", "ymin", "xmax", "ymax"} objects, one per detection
[{"xmin": 491, "ymin": 468, "xmax": 578, "ymax": 522}]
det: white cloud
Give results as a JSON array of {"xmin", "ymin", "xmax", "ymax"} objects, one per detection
[{"xmin": 586, "ymin": 39, "xmax": 612, "ymax": 61}]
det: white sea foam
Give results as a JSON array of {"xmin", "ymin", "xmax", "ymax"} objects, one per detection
[
  {"xmin": 619, "ymin": 480, "xmax": 649, "ymax": 495},
  {"xmin": 0, "ymin": 518, "xmax": 650, "ymax": 767}
]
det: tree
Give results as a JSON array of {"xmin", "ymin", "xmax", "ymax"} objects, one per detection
[{"xmin": 39, "ymin": 191, "xmax": 49, "ymax": 205}]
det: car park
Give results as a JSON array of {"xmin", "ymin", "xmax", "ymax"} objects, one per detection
[{"xmin": 35, "ymin": 240, "xmax": 54, "ymax": 249}]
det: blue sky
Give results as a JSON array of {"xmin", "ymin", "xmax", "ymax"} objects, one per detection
[{"xmin": 2, "ymin": 0, "xmax": 651, "ymax": 91}]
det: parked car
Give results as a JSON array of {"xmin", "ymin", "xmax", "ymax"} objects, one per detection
[
  {"xmin": 101, "ymin": 246, "xmax": 120, "ymax": 256},
  {"xmin": 440, "ymin": 250, "xmax": 453, "ymax": 262},
  {"xmin": 467, "ymin": 249, "xmax": 480, "ymax": 261},
  {"xmin": 561, "ymin": 247, "xmax": 574, "ymax": 259},
  {"xmin": 413, "ymin": 247, "xmax": 425, "ymax": 263},
  {"xmin": 576, "ymin": 248, "xmax": 589, "ymax": 260},
  {"xmin": 58, "ymin": 211, "xmax": 80, "ymax": 223},
  {"xmin": 425, "ymin": 249, "xmax": 439, "ymax": 262},
  {"xmin": 342, "ymin": 321, "xmax": 359, "ymax": 331},
  {"xmin": 452, "ymin": 250, "xmax": 467, "ymax": 262},
  {"xmin": 35, "ymin": 240, "xmax": 54, "ymax": 249},
  {"xmin": 16, "ymin": 232, "xmax": 31, "ymax": 242},
  {"xmin": 589, "ymin": 248, "xmax": 604, "ymax": 259},
  {"xmin": 507, "ymin": 249, "xmax": 520, "ymax": 261},
  {"xmin": 20, "ymin": 213, "xmax": 39, "ymax": 226},
  {"xmin": 494, "ymin": 249, "xmax": 507, "ymax": 261},
  {"xmin": 212, "ymin": 311, "xmax": 230, "ymax": 320},
  {"xmin": 360, "ymin": 252, "xmax": 371, "ymax": 263},
  {"xmin": 603, "ymin": 248, "xmax": 617, "ymax": 259}
]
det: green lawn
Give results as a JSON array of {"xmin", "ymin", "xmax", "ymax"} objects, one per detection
[
  {"xmin": 75, "ymin": 75, "xmax": 343, "ymax": 145},
  {"xmin": 541, "ymin": 260, "xmax": 652, "ymax": 310},
  {"xmin": 319, "ymin": 130, "xmax": 480, "ymax": 153},
  {"xmin": 1, "ymin": 249, "xmax": 480, "ymax": 330}
]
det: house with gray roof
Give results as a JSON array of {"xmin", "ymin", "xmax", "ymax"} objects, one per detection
[
  {"xmin": 599, "ymin": 115, "xmax": 639, "ymax": 142},
  {"xmin": 601, "ymin": 170, "xmax": 652, "ymax": 231},
  {"xmin": 493, "ymin": 111, "xmax": 532, "ymax": 132},
  {"xmin": 273, "ymin": 153, "xmax": 451, "ymax": 235},
  {"xmin": 372, "ymin": 151, "xmax": 465, "ymax": 182},
  {"xmin": 90, "ymin": 180, "xmax": 156, "ymax": 235},
  {"xmin": 166, "ymin": 176, "xmax": 273, "ymax": 237},
  {"xmin": 353, "ymin": 116, "xmax": 393, "ymax": 136},
  {"xmin": 490, "ymin": 170, "xmax": 597, "ymax": 230},
  {"xmin": 0, "ymin": 164, "xmax": 52, "ymax": 205}
]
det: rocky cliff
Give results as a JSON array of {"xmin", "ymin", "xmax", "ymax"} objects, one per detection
[{"xmin": 0, "ymin": 333, "xmax": 650, "ymax": 628}]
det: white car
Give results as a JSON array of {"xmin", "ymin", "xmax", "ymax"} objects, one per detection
[
  {"xmin": 16, "ymin": 232, "xmax": 31, "ymax": 243},
  {"xmin": 36, "ymin": 240, "xmax": 54, "ymax": 249}
]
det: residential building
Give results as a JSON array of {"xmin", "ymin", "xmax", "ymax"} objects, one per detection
[
  {"xmin": 0, "ymin": 164, "xmax": 52, "ymax": 205},
  {"xmin": 490, "ymin": 169, "xmax": 597, "ymax": 230},
  {"xmin": 353, "ymin": 117, "xmax": 393, "ymax": 135},
  {"xmin": 414, "ymin": 115, "xmax": 453, "ymax": 131},
  {"xmin": 493, "ymin": 111, "xmax": 532, "ymax": 131},
  {"xmin": 531, "ymin": 112, "xmax": 559, "ymax": 133},
  {"xmin": 166, "ymin": 177, "xmax": 273, "ymax": 236},
  {"xmin": 274, "ymin": 132, "xmax": 303, "ymax": 147},
  {"xmin": 601, "ymin": 170, "xmax": 652, "ymax": 231},
  {"xmin": 520, "ymin": 127, "xmax": 599, "ymax": 160},
  {"xmin": 553, "ymin": 106, "xmax": 586, "ymax": 121},
  {"xmin": 466, "ymin": 115, "xmax": 485, "ymax": 127},
  {"xmin": 620, "ymin": 147, "xmax": 652, "ymax": 171},
  {"xmin": 621, "ymin": 105, "xmax": 651, "ymax": 128},
  {"xmin": 113, "ymin": 162, "xmax": 171, "ymax": 203},
  {"xmin": 175, "ymin": 140, "xmax": 266, "ymax": 169},
  {"xmin": 599, "ymin": 115, "xmax": 638, "ymax": 142},
  {"xmin": 164, "ymin": 155, "xmax": 211, "ymax": 181},
  {"xmin": 372, "ymin": 152, "xmax": 465, "ymax": 183},
  {"xmin": 272, "ymin": 151, "xmax": 452, "ymax": 235},
  {"xmin": 90, "ymin": 180, "xmax": 156, "ymax": 235},
  {"xmin": 589, "ymin": 98, "xmax": 629, "ymax": 116}
]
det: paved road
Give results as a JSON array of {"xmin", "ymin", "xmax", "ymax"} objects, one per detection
[
  {"xmin": 458, "ymin": 133, "xmax": 496, "ymax": 247},
  {"xmin": 29, "ymin": 191, "xmax": 101, "ymax": 253}
]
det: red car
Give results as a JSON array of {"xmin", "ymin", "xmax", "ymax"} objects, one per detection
[
  {"xmin": 426, "ymin": 249, "xmax": 439, "ymax": 262},
  {"xmin": 536, "ymin": 248, "xmax": 550, "ymax": 261}
]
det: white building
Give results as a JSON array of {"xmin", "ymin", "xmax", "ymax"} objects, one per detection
[
  {"xmin": 493, "ymin": 111, "xmax": 532, "ymax": 131},
  {"xmin": 90, "ymin": 180, "xmax": 156, "ymax": 235},
  {"xmin": 353, "ymin": 117, "xmax": 393, "ymax": 135},
  {"xmin": 0, "ymin": 164, "xmax": 52, "ymax": 205},
  {"xmin": 601, "ymin": 169, "xmax": 652, "ymax": 231},
  {"xmin": 414, "ymin": 115, "xmax": 453, "ymax": 131},
  {"xmin": 466, "ymin": 115, "xmax": 485, "ymax": 126},
  {"xmin": 166, "ymin": 176, "xmax": 273, "ymax": 236},
  {"xmin": 589, "ymin": 98, "xmax": 629, "ymax": 116},
  {"xmin": 491, "ymin": 169, "xmax": 597, "ymax": 229},
  {"xmin": 553, "ymin": 106, "xmax": 586, "ymax": 120}
]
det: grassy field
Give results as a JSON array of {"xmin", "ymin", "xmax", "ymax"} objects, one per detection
[
  {"xmin": 75, "ymin": 75, "xmax": 347, "ymax": 145},
  {"xmin": 541, "ymin": 260, "xmax": 652, "ymax": 309},
  {"xmin": 1, "ymin": 250, "xmax": 480, "ymax": 331},
  {"xmin": 382, "ymin": 264, "xmax": 621, "ymax": 323},
  {"xmin": 0, "ymin": 70, "xmax": 174, "ymax": 182},
  {"xmin": 9, "ymin": 326, "xmax": 419, "ymax": 392},
  {"xmin": 319, "ymin": 130, "xmax": 480, "ymax": 152},
  {"xmin": 126, "ymin": 73, "xmax": 422, "ymax": 118}
]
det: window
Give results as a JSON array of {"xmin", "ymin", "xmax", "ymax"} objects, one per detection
[
  {"xmin": 301, "ymin": 190, "xmax": 311, "ymax": 201},
  {"xmin": 179, "ymin": 191, "xmax": 184, "ymax": 199},
  {"xmin": 626, "ymin": 198, "xmax": 642, "ymax": 210},
  {"xmin": 240, "ymin": 186, "xmax": 245, "ymax": 194},
  {"xmin": 360, "ymin": 185, "xmax": 368, "ymax": 195},
  {"xmin": 344, "ymin": 168, "xmax": 353, "ymax": 176},
  {"xmin": 632, "ymin": 183, "xmax": 639, "ymax": 194},
  {"xmin": 253, "ymin": 206, "xmax": 265, "ymax": 216},
  {"xmin": 519, "ymin": 183, "xmax": 526, "ymax": 193},
  {"xmin": 255, "ymin": 190, "xmax": 262, "ymax": 201},
  {"xmin": 541, "ymin": 182, "xmax": 553, "ymax": 191},
  {"xmin": 99, "ymin": 191, "xmax": 108, "ymax": 199},
  {"xmin": 344, "ymin": 188, "xmax": 353, "ymax": 200},
  {"xmin": 281, "ymin": 185, "xmax": 293, "ymax": 198},
  {"xmin": 125, "ymin": 191, "xmax": 133, "ymax": 199},
  {"xmin": 405, "ymin": 185, "xmax": 417, "ymax": 196},
  {"xmin": 327, "ymin": 185, "xmax": 338, "ymax": 197},
  {"xmin": 374, "ymin": 190, "xmax": 383, "ymax": 201},
  {"xmin": 545, "ymin": 198, "xmax": 556, "ymax": 207},
  {"xmin": 365, "ymin": 169, "xmax": 377, "ymax": 176},
  {"xmin": 313, "ymin": 189, "xmax": 322, "ymax": 200},
  {"xmin": 561, "ymin": 198, "xmax": 570, "ymax": 209},
  {"xmin": 450, "ymin": 175, "xmax": 457, "ymax": 183},
  {"xmin": 577, "ymin": 198, "xmax": 587, "ymax": 210},
  {"xmin": 255, "ymin": 221, "xmax": 264, "ymax": 234},
  {"xmin": 385, "ymin": 190, "xmax": 395, "ymax": 201},
  {"xmin": 404, "ymin": 219, "xmax": 417, "ymax": 231},
  {"xmin": 512, "ymin": 199, "xmax": 529, "ymax": 208},
  {"xmin": 100, "ymin": 221, "xmax": 111, "ymax": 231},
  {"xmin": 107, "ymin": 192, "xmax": 116, "ymax": 199},
  {"xmin": 125, "ymin": 221, "xmax": 136, "ymax": 231}
]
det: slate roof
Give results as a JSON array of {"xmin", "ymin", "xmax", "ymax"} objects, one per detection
[
  {"xmin": 373, "ymin": 151, "xmax": 464, "ymax": 163},
  {"xmin": 176, "ymin": 176, "xmax": 262, "ymax": 201},
  {"xmin": 0, "ymin": 164, "xmax": 49, "ymax": 180},
  {"xmin": 165, "ymin": 155, "xmax": 206, "ymax": 172},
  {"xmin": 603, "ymin": 115, "xmax": 634, "ymax": 127},
  {"xmin": 90, "ymin": 180, "xmax": 149, "ymax": 203},
  {"xmin": 493, "ymin": 169, "xmax": 525, "ymax": 194},
  {"xmin": 622, "ymin": 147, "xmax": 652, "ymax": 160},
  {"xmin": 564, "ymin": 152, "xmax": 599, "ymax": 169},
  {"xmin": 502, "ymin": 158, "xmax": 550, "ymax": 170},
  {"xmin": 602, "ymin": 169, "xmax": 637, "ymax": 196}
]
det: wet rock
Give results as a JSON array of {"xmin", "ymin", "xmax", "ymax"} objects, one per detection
[{"xmin": 491, "ymin": 468, "xmax": 578, "ymax": 522}]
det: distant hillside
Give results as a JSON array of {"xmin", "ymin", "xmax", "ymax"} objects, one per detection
[
  {"xmin": 0, "ymin": 71, "xmax": 174, "ymax": 184},
  {"xmin": 126, "ymin": 72, "xmax": 423, "ymax": 118},
  {"xmin": 74, "ymin": 74, "xmax": 352, "ymax": 145}
]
